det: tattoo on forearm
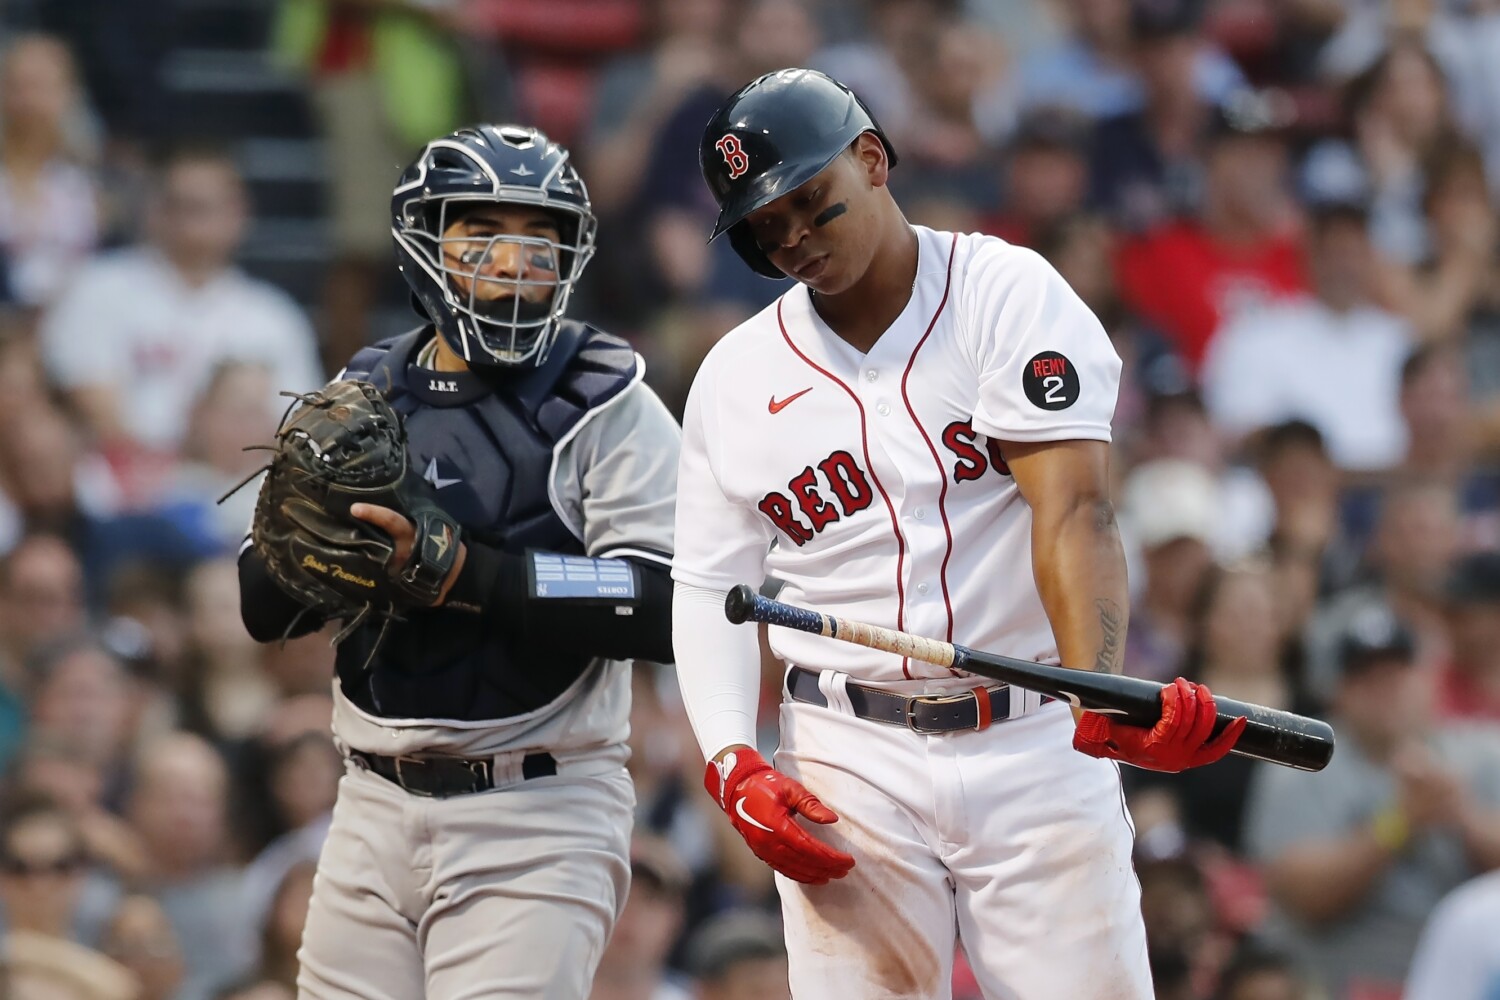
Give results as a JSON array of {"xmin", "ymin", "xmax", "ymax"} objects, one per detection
[{"xmin": 1094, "ymin": 598, "xmax": 1124, "ymax": 674}]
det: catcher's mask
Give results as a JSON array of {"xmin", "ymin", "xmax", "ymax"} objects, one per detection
[{"xmin": 392, "ymin": 124, "xmax": 597, "ymax": 369}]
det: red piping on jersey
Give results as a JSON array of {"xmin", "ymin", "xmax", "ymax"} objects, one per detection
[
  {"xmin": 777, "ymin": 298, "xmax": 912, "ymax": 678},
  {"xmin": 899, "ymin": 232, "xmax": 959, "ymax": 651}
]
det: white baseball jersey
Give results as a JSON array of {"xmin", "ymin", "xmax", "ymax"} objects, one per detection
[
  {"xmin": 674, "ymin": 225, "xmax": 1122, "ymax": 691},
  {"xmin": 672, "ymin": 226, "xmax": 1150, "ymax": 1000}
]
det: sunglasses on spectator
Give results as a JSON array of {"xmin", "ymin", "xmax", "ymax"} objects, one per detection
[{"xmin": 0, "ymin": 853, "xmax": 85, "ymax": 876}]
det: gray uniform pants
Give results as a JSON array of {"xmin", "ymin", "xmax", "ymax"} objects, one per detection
[{"xmin": 297, "ymin": 760, "xmax": 634, "ymax": 1000}]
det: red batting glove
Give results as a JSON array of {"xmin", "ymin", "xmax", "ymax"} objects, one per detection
[
  {"xmin": 704, "ymin": 748, "xmax": 855, "ymax": 884},
  {"xmin": 1072, "ymin": 677, "xmax": 1248, "ymax": 773}
]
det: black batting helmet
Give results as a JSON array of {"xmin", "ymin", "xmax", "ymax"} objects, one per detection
[{"xmin": 700, "ymin": 68, "xmax": 898, "ymax": 278}]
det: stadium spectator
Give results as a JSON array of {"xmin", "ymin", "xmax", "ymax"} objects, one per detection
[
  {"xmin": 1090, "ymin": 0, "xmax": 1256, "ymax": 234},
  {"xmin": 1435, "ymin": 551, "xmax": 1500, "ymax": 723},
  {"xmin": 1119, "ymin": 459, "xmax": 1220, "ymax": 683},
  {"xmin": 256, "ymin": 860, "xmax": 315, "ymax": 991},
  {"xmin": 0, "ymin": 795, "xmax": 118, "ymax": 947},
  {"xmin": 1304, "ymin": 480, "xmax": 1462, "ymax": 704},
  {"xmin": 1253, "ymin": 421, "xmax": 1355, "ymax": 594},
  {"xmin": 1134, "ymin": 850, "xmax": 1229, "ymax": 1000},
  {"xmin": 0, "ymin": 34, "xmax": 99, "ymax": 313},
  {"xmin": 1334, "ymin": 343, "xmax": 1500, "ymax": 560},
  {"xmin": 270, "ymin": 0, "xmax": 467, "ymax": 367},
  {"xmin": 159, "ymin": 362, "xmax": 279, "ymax": 554},
  {"xmin": 101, "ymin": 894, "xmax": 185, "ymax": 1000},
  {"xmin": 1202, "ymin": 200, "xmax": 1411, "ymax": 470},
  {"xmin": 589, "ymin": 834, "xmax": 692, "ymax": 1000},
  {"xmin": 683, "ymin": 909, "xmax": 790, "ymax": 1000},
  {"xmin": 177, "ymin": 557, "xmax": 279, "ymax": 744},
  {"xmin": 1388, "ymin": 138, "xmax": 1495, "ymax": 343},
  {"xmin": 811, "ymin": 0, "xmax": 937, "ymax": 155},
  {"xmin": 586, "ymin": 0, "xmax": 733, "ymax": 217},
  {"xmin": 1036, "ymin": 214, "xmax": 1191, "ymax": 438},
  {"xmin": 1021, "ymin": 0, "xmax": 1244, "ymax": 121},
  {"xmin": 125, "ymin": 733, "xmax": 254, "ymax": 1000},
  {"xmin": 1115, "ymin": 87, "xmax": 1307, "ymax": 369},
  {"xmin": 1130, "ymin": 560, "xmax": 1295, "ymax": 854},
  {"xmin": 0, "ymin": 533, "xmax": 83, "ymax": 766},
  {"xmin": 1125, "ymin": 388, "xmax": 1276, "ymax": 562},
  {"xmin": 17, "ymin": 0, "xmax": 175, "ymax": 157},
  {"xmin": 894, "ymin": 9, "xmax": 1010, "ymax": 213},
  {"xmin": 635, "ymin": 0, "xmax": 822, "ymax": 311},
  {"xmin": 27, "ymin": 638, "xmax": 138, "ymax": 783},
  {"xmin": 1302, "ymin": 39, "xmax": 1458, "ymax": 265},
  {"xmin": 1211, "ymin": 946, "xmax": 1315, "ymax": 1000},
  {"xmin": 238, "ymin": 733, "xmax": 336, "ymax": 936},
  {"xmin": 37, "ymin": 145, "xmax": 321, "ymax": 493},
  {"xmin": 1244, "ymin": 601, "xmax": 1500, "ymax": 1000},
  {"xmin": 7, "ymin": 736, "xmax": 149, "ymax": 882},
  {"xmin": 981, "ymin": 109, "xmax": 1092, "ymax": 249}
]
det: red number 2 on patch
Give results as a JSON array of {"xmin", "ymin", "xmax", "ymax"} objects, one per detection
[{"xmin": 716, "ymin": 135, "xmax": 750, "ymax": 180}]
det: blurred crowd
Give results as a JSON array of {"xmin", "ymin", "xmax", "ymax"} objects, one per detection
[{"xmin": 0, "ymin": 0, "xmax": 1495, "ymax": 998}]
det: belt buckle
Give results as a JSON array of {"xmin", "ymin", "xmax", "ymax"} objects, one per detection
[
  {"xmin": 465, "ymin": 757, "xmax": 492, "ymax": 792},
  {"xmin": 903, "ymin": 694, "xmax": 960, "ymax": 735},
  {"xmin": 904, "ymin": 689, "xmax": 997, "ymax": 734},
  {"xmin": 393, "ymin": 755, "xmax": 436, "ymax": 797}
]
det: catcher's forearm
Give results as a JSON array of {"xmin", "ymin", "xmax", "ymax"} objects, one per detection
[
  {"xmin": 238, "ymin": 549, "xmax": 328, "ymax": 642},
  {"xmin": 447, "ymin": 542, "xmax": 675, "ymax": 663}
]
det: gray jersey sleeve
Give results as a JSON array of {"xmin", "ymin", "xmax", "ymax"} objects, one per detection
[{"xmin": 550, "ymin": 375, "xmax": 681, "ymax": 568}]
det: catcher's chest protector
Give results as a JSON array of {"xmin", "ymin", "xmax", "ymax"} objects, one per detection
[{"xmin": 334, "ymin": 320, "xmax": 638, "ymax": 717}]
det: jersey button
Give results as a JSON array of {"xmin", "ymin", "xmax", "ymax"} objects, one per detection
[
  {"xmin": 917, "ymin": 582, "xmax": 930, "ymax": 595},
  {"xmin": 865, "ymin": 370, "xmax": 878, "ymax": 383},
  {"xmin": 914, "ymin": 507, "xmax": 926, "ymax": 520},
  {"xmin": 877, "ymin": 402, "xmax": 891, "ymax": 416}
]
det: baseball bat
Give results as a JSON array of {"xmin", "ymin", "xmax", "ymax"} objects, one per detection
[{"xmin": 725, "ymin": 585, "xmax": 1334, "ymax": 772}]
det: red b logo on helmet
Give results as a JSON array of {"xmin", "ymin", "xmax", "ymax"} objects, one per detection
[{"xmin": 716, "ymin": 135, "xmax": 750, "ymax": 180}]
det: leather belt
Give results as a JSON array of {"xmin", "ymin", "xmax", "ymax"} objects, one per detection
[
  {"xmin": 350, "ymin": 749, "xmax": 557, "ymax": 798},
  {"xmin": 788, "ymin": 666, "xmax": 1048, "ymax": 733}
]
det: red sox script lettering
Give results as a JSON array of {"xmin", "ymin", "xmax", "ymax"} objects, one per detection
[
  {"xmin": 758, "ymin": 450, "xmax": 873, "ymax": 545},
  {"xmin": 941, "ymin": 420, "xmax": 1010, "ymax": 482}
]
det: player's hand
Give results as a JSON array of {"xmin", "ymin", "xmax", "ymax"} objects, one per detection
[
  {"xmin": 1072, "ymin": 677, "xmax": 1247, "ymax": 773},
  {"xmin": 704, "ymin": 747, "xmax": 855, "ymax": 884},
  {"xmin": 350, "ymin": 503, "xmax": 467, "ymax": 605}
]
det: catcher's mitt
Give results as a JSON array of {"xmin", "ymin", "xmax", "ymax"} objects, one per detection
[{"xmin": 237, "ymin": 380, "xmax": 462, "ymax": 638}]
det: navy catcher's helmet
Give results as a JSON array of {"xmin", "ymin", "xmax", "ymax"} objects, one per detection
[
  {"xmin": 392, "ymin": 125, "xmax": 597, "ymax": 368},
  {"xmin": 700, "ymin": 68, "xmax": 898, "ymax": 278}
]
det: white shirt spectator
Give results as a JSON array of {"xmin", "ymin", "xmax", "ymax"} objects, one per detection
[
  {"xmin": 0, "ymin": 159, "xmax": 97, "ymax": 306},
  {"xmin": 40, "ymin": 247, "xmax": 322, "ymax": 451},
  {"xmin": 1202, "ymin": 297, "xmax": 1412, "ymax": 470},
  {"xmin": 1405, "ymin": 868, "xmax": 1500, "ymax": 1000}
]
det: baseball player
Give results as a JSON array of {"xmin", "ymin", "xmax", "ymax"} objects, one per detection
[
  {"xmin": 672, "ymin": 69, "xmax": 1247, "ymax": 999},
  {"xmin": 236, "ymin": 125, "xmax": 681, "ymax": 999}
]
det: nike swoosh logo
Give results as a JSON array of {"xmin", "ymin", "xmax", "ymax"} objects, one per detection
[
  {"xmin": 734, "ymin": 797, "xmax": 775, "ymax": 833},
  {"xmin": 424, "ymin": 457, "xmax": 461, "ymax": 490},
  {"xmin": 768, "ymin": 387, "xmax": 813, "ymax": 414}
]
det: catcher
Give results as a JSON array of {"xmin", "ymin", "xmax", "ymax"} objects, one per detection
[{"xmin": 235, "ymin": 125, "xmax": 680, "ymax": 1000}]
